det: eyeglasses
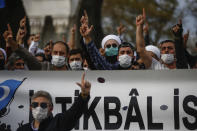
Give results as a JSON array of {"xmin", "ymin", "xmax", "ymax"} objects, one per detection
[
  {"xmin": 31, "ymin": 102, "xmax": 49, "ymax": 109},
  {"xmin": 106, "ymin": 44, "xmax": 118, "ymax": 48}
]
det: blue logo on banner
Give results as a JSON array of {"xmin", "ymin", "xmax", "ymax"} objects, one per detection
[
  {"xmin": 0, "ymin": 79, "xmax": 24, "ymax": 110},
  {"xmin": 0, "ymin": 0, "xmax": 5, "ymax": 8}
]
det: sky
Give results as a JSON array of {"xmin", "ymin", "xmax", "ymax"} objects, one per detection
[{"xmin": 179, "ymin": 0, "xmax": 197, "ymax": 36}]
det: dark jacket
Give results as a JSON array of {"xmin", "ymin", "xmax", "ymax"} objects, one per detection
[
  {"xmin": 171, "ymin": 23, "xmax": 189, "ymax": 69},
  {"xmin": 17, "ymin": 95, "xmax": 89, "ymax": 131},
  {"xmin": 13, "ymin": 46, "xmax": 69, "ymax": 70}
]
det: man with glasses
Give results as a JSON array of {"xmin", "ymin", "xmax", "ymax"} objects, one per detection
[
  {"xmin": 80, "ymin": 11, "xmax": 136, "ymax": 70},
  {"xmin": 17, "ymin": 73, "xmax": 91, "ymax": 131},
  {"xmin": 100, "ymin": 35, "xmax": 121, "ymax": 64}
]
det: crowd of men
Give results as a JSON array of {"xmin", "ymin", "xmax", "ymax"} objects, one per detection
[{"xmin": 0, "ymin": 9, "xmax": 197, "ymax": 71}]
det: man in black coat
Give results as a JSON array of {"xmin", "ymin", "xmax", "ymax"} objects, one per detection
[{"xmin": 17, "ymin": 73, "xmax": 91, "ymax": 131}]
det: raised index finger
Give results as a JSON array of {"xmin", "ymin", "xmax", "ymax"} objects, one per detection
[
  {"xmin": 84, "ymin": 10, "xmax": 88, "ymax": 18},
  {"xmin": 7, "ymin": 24, "xmax": 12, "ymax": 32},
  {"xmin": 143, "ymin": 8, "xmax": 146, "ymax": 20},
  {"xmin": 179, "ymin": 19, "xmax": 182, "ymax": 26},
  {"xmin": 81, "ymin": 72, "xmax": 85, "ymax": 85}
]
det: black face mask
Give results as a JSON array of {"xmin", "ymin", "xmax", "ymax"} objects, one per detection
[
  {"xmin": 105, "ymin": 55, "xmax": 117, "ymax": 64},
  {"xmin": 0, "ymin": 59, "xmax": 5, "ymax": 70}
]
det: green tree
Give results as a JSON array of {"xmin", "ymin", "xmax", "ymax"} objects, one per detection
[{"xmin": 102, "ymin": 0, "xmax": 178, "ymax": 45}]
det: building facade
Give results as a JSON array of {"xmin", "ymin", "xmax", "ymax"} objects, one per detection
[{"xmin": 22, "ymin": 0, "xmax": 79, "ymax": 45}]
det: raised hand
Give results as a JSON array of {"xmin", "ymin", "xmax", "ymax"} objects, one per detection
[
  {"xmin": 117, "ymin": 23, "xmax": 126, "ymax": 36},
  {"xmin": 80, "ymin": 10, "xmax": 93, "ymax": 37},
  {"xmin": 80, "ymin": 10, "xmax": 89, "ymax": 26},
  {"xmin": 3, "ymin": 24, "xmax": 13, "ymax": 43},
  {"xmin": 16, "ymin": 28, "xmax": 27, "ymax": 45},
  {"xmin": 76, "ymin": 72, "xmax": 91, "ymax": 98},
  {"xmin": 16, "ymin": 16, "xmax": 27, "ymax": 45},
  {"xmin": 3, "ymin": 24, "xmax": 18, "ymax": 51},
  {"xmin": 33, "ymin": 34, "xmax": 40, "ymax": 42},
  {"xmin": 71, "ymin": 24, "xmax": 77, "ymax": 35},
  {"xmin": 80, "ymin": 10, "xmax": 93, "ymax": 44},
  {"xmin": 44, "ymin": 40, "xmax": 53, "ymax": 55},
  {"xmin": 20, "ymin": 16, "xmax": 26, "ymax": 29},
  {"xmin": 136, "ymin": 8, "xmax": 146, "ymax": 27},
  {"xmin": 68, "ymin": 24, "xmax": 77, "ymax": 49},
  {"xmin": 183, "ymin": 30, "xmax": 190, "ymax": 48},
  {"xmin": 172, "ymin": 19, "xmax": 183, "ymax": 37},
  {"xmin": 80, "ymin": 24, "xmax": 93, "ymax": 38}
]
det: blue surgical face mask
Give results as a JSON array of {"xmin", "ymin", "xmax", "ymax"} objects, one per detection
[{"xmin": 105, "ymin": 47, "xmax": 118, "ymax": 56}]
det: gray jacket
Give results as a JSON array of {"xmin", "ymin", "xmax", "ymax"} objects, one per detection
[{"xmin": 14, "ymin": 46, "xmax": 67, "ymax": 70}]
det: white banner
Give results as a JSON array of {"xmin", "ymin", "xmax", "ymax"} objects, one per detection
[{"xmin": 0, "ymin": 70, "xmax": 197, "ymax": 131}]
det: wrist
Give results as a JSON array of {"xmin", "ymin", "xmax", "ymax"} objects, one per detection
[
  {"xmin": 84, "ymin": 36, "xmax": 92, "ymax": 44},
  {"xmin": 81, "ymin": 92, "xmax": 89, "ymax": 99},
  {"xmin": 17, "ymin": 39, "xmax": 23, "ymax": 45},
  {"xmin": 137, "ymin": 24, "xmax": 143, "ymax": 29}
]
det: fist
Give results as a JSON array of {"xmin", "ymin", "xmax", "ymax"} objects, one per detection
[
  {"xmin": 136, "ymin": 15, "xmax": 145, "ymax": 26},
  {"xmin": 34, "ymin": 34, "xmax": 40, "ymax": 42}
]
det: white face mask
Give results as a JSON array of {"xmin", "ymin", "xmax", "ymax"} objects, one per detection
[
  {"xmin": 69, "ymin": 61, "xmax": 82, "ymax": 70},
  {"xmin": 32, "ymin": 107, "xmax": 48, "ymax": 122},
  {"xmin": 118, "ymin": 54, "xmax": 132, "ymax": 68},
  {"xmin": 51, "ymin": 55, "xmax": 66, "ymax": 67},
  {"xmin": 161, "ymin": 54, "xmax": 174, "ymax": 64},
  {"xmin": 83, "ymin": 67, "xmax": 89, "ymax": 71}
]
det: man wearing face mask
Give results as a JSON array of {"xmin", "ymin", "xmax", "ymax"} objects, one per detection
[
  {"xmin": 17, "ymin": 73, "xmax": 91, "ymax": 131},
  {"xmin": 5, "ymin": 31, "xmax": 69, "ymax": 70},
  {"xmin": 118, "ymin": 42, "xmax": 135, "ymax": 70},
  {"xmin": 136, "ymin": 10, "xmax": 171, "ymax": 70},
  {"xmin": 100, "ymin": 35, "xmax": 121, "ymax": 64},
  {"xmin": 3, "ymin": 24, "xmax": 70, "ymax": 70},
  {"xmin": 68, "ymin": 49, "xmax": 84, "ymax": 70},
  {"xmin": 80, "ymin": 12, "xmax": 137, "ymax": 70},
  {"xmin": 80, "ymin": 11, "xmax": 121, "ymax": 70},
  {"xmin": 0, "ymin": 48, "xmax": 7, "ymax": 70},
  {"xmin": 50, "ymin": 41, "xmax": 69, "ymax": 70},
  {"xmin": 136, "ymin": 8, "xmax": 188, "ymax": 70}
]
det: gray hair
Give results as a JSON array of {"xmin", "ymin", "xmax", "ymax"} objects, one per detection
[{"xmin": 31, "ymin": 90, "xmax": 53, "ymax": 107}]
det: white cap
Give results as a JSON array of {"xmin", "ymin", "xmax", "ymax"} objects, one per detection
[
  {"xmin": 101, "ymin": 35, "xmax": 121, "ymax": 49},
  {"xmin": 145, "ymin": 45, "xmax": 160, "ymax": 59},
  {"xmin": 0, "ymin": 48, "xmax": 7, "ymax": 61}
]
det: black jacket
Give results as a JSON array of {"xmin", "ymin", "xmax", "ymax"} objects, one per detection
[{"xmin": 17, "ymin": 95, "xmax": 89, "ymax": 131}]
